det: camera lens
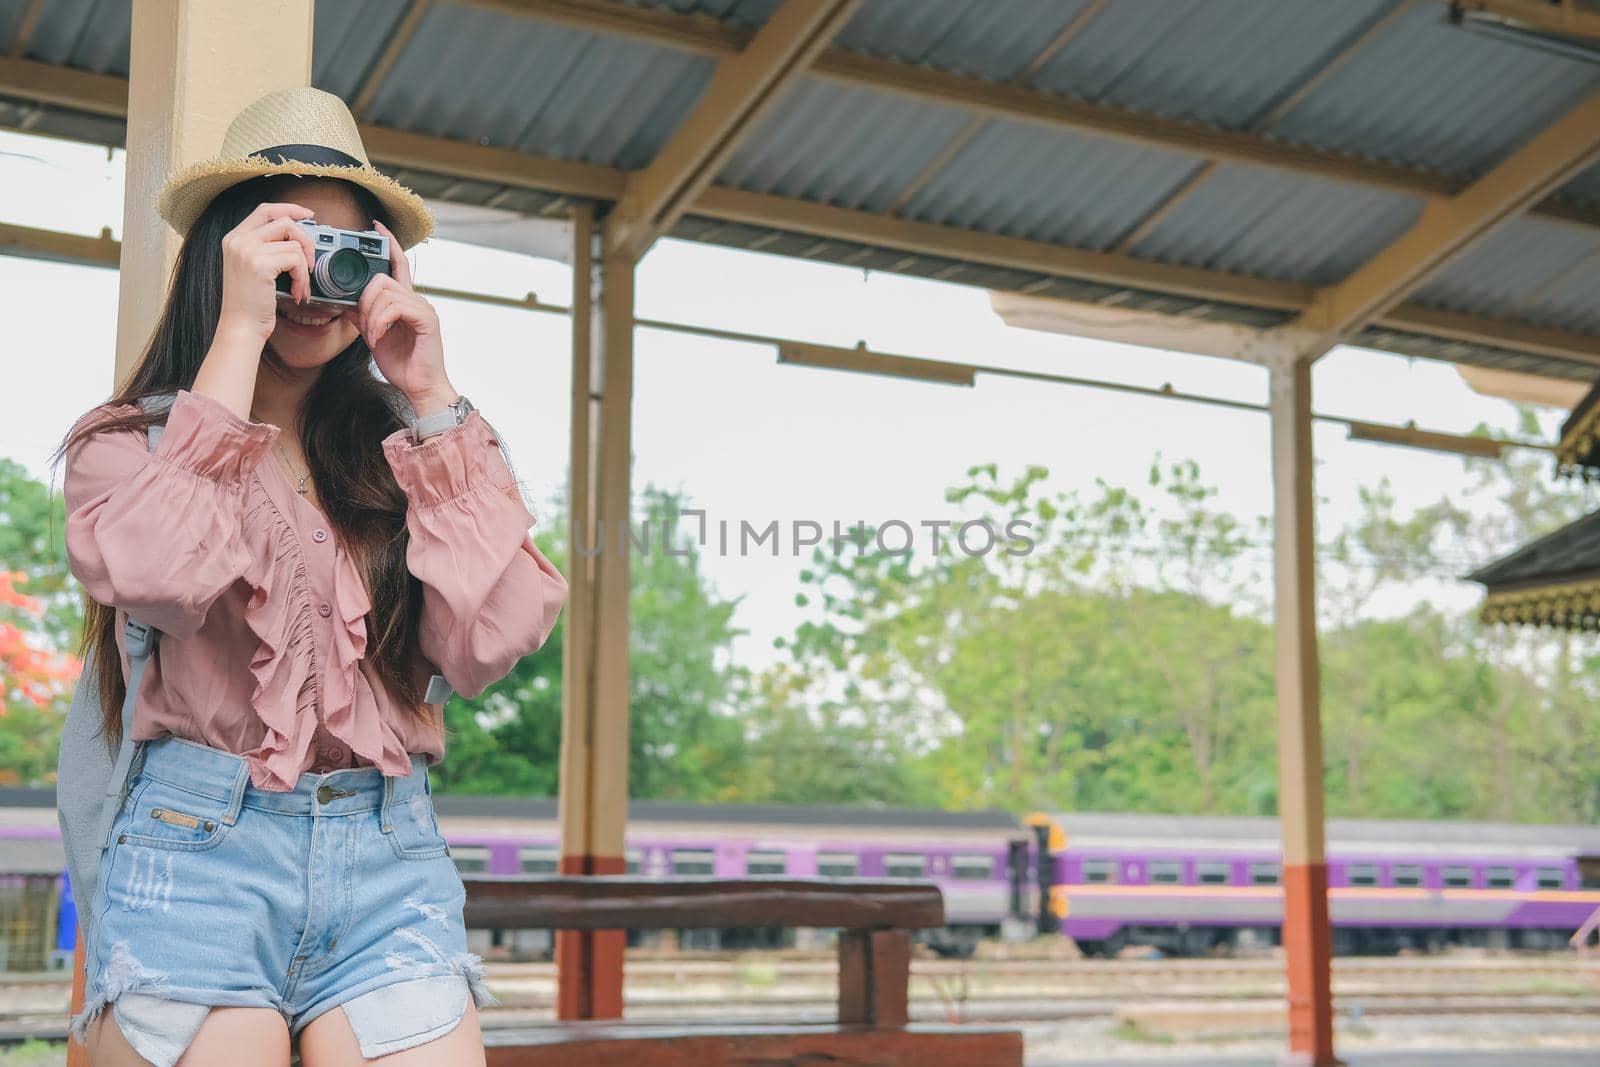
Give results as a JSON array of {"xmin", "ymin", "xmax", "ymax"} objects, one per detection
[{"xmin": 315, "ymin": 247, "xmax": 371, "ymax": 298}]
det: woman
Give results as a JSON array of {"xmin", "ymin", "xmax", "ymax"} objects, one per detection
[{"xmin": 52, "ymin": 86, "xmax": 567, "ymax": 1066}]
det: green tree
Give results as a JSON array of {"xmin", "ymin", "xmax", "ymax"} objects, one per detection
[
  {"xmin": 0, "ymin": 457, "xmax": 80, "ymax": 649},
  {"xmin": 433, "ymin": 486, "xmax": 749, "ymax": 801}
]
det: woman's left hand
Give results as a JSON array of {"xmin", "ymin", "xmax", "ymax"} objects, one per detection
[{"xmin": 343, "ymin": 219, "xmax": 457, "ymax": 412}]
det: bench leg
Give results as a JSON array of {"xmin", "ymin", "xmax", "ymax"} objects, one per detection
[{"xmin": 838, "ymin": 929, "xmax": 910, "ymax": 1027}]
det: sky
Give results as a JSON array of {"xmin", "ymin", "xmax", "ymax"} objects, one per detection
[{"xmin": 0, "ymin": 127, "xmax": 1570, "ymax": 671}]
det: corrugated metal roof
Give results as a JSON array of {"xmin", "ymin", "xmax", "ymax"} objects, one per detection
[
  {"xmin": 895, "ymin": 116, "xmax": 1196, "ymax": 249},
  {"xmin": 1129, "ymin": 164, "xmax": 1424, "ymax": 285},
  {"xmin": 833, "ymin": 0, "xmax": 1096, "ymax": 82},
  {"xmin": 311, "ymin": 0, "xmax": 412, "ymax": 102},
  {"xmin": 719, "ymin": 77, "xmax": 973, "ymax": 214},
  {"xmin": 1030, "ymin": 0, "xmax": 1400, "ymax": 130},
  {"xmin": 366, "ymin": 3, "xmax": 715, "ymax": 168},
  {"xmin": 1413, "ymin": 217, "xmax": 1600, "ymax": 335},
  {"xmin": 1267, "ymin": 2, "xmax": 1600, "ymax": 178}
]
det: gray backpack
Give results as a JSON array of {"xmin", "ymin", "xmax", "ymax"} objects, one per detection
[
  {"xmin": 57, "ymin": 392, "xmax": 175, "ymax": 920},
  {"xmin": 56, "ymin": 391, "xmax": 454, "ymax": 919}
]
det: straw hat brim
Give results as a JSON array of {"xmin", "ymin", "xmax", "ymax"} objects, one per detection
[{"xmin": 157, "ymin": 154, "xmax": 434, "ymax": 250}]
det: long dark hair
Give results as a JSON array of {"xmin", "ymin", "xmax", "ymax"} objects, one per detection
[{"xmin": 51, "ymin": 172, "xmax": 437, "ymax": 748}]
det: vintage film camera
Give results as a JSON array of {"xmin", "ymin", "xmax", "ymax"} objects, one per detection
[{"xmin": 275, "ymin": 219, "xmax": 392, "ymax": 308}]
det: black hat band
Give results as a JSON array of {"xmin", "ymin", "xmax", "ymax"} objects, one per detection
[{"xmin": 251, "ymin": 143, "xmax": 363, "ymax": 168}]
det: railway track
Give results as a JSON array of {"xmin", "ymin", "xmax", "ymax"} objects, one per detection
[
  {"xmin": 0, "ymin": 955, "xmax": 1596, "ymax": 1043},
  {"xmin": 1, "ymin": 995, "xmax": 1593, "ymax": 1044}
]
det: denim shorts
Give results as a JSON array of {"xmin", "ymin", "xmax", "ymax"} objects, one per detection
[{"xmin": 67, "ymin": 734, "xmax": 498, "ymax": 1066}]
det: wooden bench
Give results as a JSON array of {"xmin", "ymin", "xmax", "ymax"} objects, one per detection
[{"xmin": 463, "ymin": 875, "xmax": 1024, "ymax": 1066}]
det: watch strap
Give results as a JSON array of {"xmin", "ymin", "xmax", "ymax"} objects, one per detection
[{"xmin": 413, "ymin": 395, "xmax": 473, "ymax": 442}]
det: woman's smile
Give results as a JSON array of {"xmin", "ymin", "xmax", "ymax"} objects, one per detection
[{"xmin": 277, "ymin": 301, "xmax": 340, "ymax": 332}]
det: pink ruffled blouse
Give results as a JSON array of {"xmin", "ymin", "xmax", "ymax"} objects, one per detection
[{"xmin": 63, "ymin": 388, "xmax": 568, "ymax": 791}]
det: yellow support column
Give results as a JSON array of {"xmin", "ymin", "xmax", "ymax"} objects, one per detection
[
  {"xmin": 1268, "ymin": 355, "xmax": 1342, "ymax": 1067},
  {"xmin": 113, "ymin": 0, "xmax": 314, "ymax": 386},
  {"xmin": 71, "ymin": 4, "xmax": 313, "ymax": 1064},
  {"xmin": 557, "ymin": 204, "xmax": 635, "ymax": 1020}
]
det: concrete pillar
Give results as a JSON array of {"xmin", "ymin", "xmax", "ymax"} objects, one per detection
[
  {"xmin": 1268, "ymin": 356, "xmax": 1341, "ymax": 1067},
  {"xmin": 113, "ymin": 0, "xmax": 314, "ymax": 388},
  {"xmin": 556, "ymin": 203, "xmax": 634, "ymax": 1020},
  {"xmin": 70, "ymin": 6, "xmax": 315, "ymax": 1062}
]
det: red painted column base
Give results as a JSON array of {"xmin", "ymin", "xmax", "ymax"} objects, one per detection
[
  {"xmin": 1281, "ymin": 862, "xmax": 1343, "ymax": 1067},
  {"xmin": 555, "ymin": 853, "xmax": 627, "ymax": 1021}
]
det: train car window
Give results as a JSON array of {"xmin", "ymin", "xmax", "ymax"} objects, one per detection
[
  {"xmin": 818, "ymin": 852, "xmax": 859, "ymax": 877},
  {"xmin": 451, "ymin": 846, "xmax": 491, "ymax": 874},
  {"xmin": 1392, "ymin": 865, "xmax": 1423, "ymax": 887},
  {"xmin": 1249, "ymin": 862, "xmax": 1281, "ymax": 886},
  {"xmin": 885, "ymin": 853, "xmax": 927, "ymax": 878},
  {"xmin": 1083, "ymin": 859, "xmax": 1118, "ymax": 884},
  {"xmin": 671, "ymin": 849, "xmax": 716, "ymax": 876},
  {"xmin": 1485, "ymin": 866, "xmax": 1516, "ymax": 889},
  {"xmin": 746, "ymin": 850, "xmax": 787, "ymax": 876},
  {"xmin": 519, "ymin": 847, "xmax": 559, "ymax": 875},
  {"xmin": 1346, "ymin": 864, "xmax": 1380, "ymax": 887},
  {"xmin": 1196, "ymin": 861, "xmax": 1231, "ymax": 885},
  {"xmin": 626, "ymin": 849, "xmax": 643, "ymax": 875},
  {"xmin": 1536, "ymin": 867, "xmax": 1566, "ymax": 890},
  {"xmin": 1443, "ymin": 866, "xmax": 1473, "ymax": 889},
  {"xmin": 952, "ymin": 854, "xmax": 996, "ymax": 881},
  {"xmin": 1150, "ymin": 860, "xmax": 1183, "ymax": 884},
  {"xmin": 1581, "ymin": 857, "xmax": 1600, "ymax": 889}
]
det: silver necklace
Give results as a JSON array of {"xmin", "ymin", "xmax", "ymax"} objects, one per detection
[{"xmin": 271, "ymin": 439, "xmax": 310, "ymax": 496}]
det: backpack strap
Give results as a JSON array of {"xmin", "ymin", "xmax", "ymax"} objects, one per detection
[{"xmin": 89, "ymin": 394, "xmax": 174, "ymax": 852}]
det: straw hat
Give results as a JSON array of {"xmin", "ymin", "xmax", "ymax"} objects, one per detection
[{"xmin": 156, "ymin": 86, "xmax": 433, "ymax": 249}]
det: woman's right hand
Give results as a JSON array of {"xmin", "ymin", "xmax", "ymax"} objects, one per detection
[{"xmin": 216, "ymin": 202, "xmax": 319, "ymax": 344}]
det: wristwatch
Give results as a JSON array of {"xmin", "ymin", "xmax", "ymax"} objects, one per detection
[{"xmin": 413, "ymin": 394, "xmax": 475, "ymax": 443}]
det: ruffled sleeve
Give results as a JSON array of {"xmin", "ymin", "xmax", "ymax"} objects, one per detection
[
  {"xmin": 382, "ymin": 409, "xmax": 567, "ymax": 700},
  {"xmin": 64, "ymin": 389, "xmax": 279, "ymax": 640}
]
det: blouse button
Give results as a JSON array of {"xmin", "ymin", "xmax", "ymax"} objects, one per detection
[
  {"xmin": 312, "ymin": 529, "xmax": 329, "ymax": 543},
  {"xmin": 318, "ymin": 603, "xmax": 332, "ymax": 618}
]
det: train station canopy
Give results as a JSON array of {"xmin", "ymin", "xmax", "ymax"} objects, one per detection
[{"xmin": 5, "ymin": 0, "xmax": 1600, "ymax": 391}]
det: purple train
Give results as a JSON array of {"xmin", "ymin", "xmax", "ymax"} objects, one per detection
[
  {"xmin": 1047, "ymin": 813, "xmax": 1600, "ymax": 957},
  {"xmin": 3, "ymin": 790, "xmax": 1598, "ymax": 959}
]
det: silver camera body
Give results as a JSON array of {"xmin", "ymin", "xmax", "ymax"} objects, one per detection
[{"xmin": 275, "ymin": 219, "xmax": 392, "ymax": 309}]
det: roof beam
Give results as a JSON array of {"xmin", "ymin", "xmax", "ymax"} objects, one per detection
[
  {"xmin": 1452, "ymin": 0, "xmax": 1600, "ymax": 42},
  {"xmin": 1375, "ymin": 304, "xmax": 1600, "ymax": 369},
  {"xmin": 694, "ymin": 183, "xmax": 1311, "ymax": 310},
  {"xmin": 1295, "ymin": 88, "xmax": 1600, "ymax": 356},
  {"xmin": 0, "ymin": 56, "xmax": 125, "ymax": 117},
  {"xmin": 0, "ymin": 219, "xmax": 119, "ymax": 266},
  {"xmin": 457, "ymin": 0, "xmax": 1600, "ymax": 228},
  {"xmin": 607, "ymin": 0, "xmax": 862, "ymax": 261}
]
